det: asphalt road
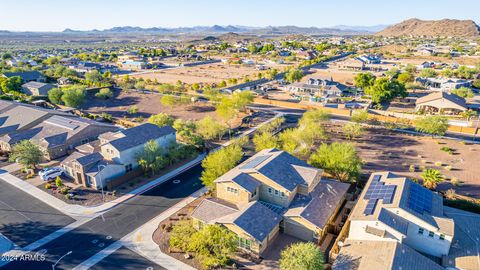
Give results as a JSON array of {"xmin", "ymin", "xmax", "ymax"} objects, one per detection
[
  {"xmin": 0, "ymin": 180, "xmax": 75, "ymax": 248},
  {"xmin": 4, "ymin": 164, "xmax": 204, "ymax": 270},
  {"xmin": 91, "ymin": 247, "xmax": 165, "ymax": 270}
]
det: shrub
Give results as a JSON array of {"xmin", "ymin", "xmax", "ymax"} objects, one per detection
[
  {"xmin": 451, "ymin": 178, "xmax": 461, "ymax": 186},
  {"xmin": 435, "ymin": 161, "xmax": 443, "ymax": 166},
  {"xmin": 95, "ymin": 88, "xmax": 113, "ymax": 99},
  {"xmin": 65, "ymin": 194, "xmax": 72, "ymax": 200},
  {"xmin": 440, "ymin": 146, "xmax": 454, "ymax": 155},
  {"xmin": 409, "ymin": 165, "xmax": 415, "ymax": 172},
  {"xmin": 45, "ymin": 183, "xmax": 52, "ymax": 189},
  {"xmin": 444, "ymin": 165, "xmax": 452, "ymax": 171},
  {"xmin": 444, "ymin": 199, "xmax": 480, "ymax": 214}
]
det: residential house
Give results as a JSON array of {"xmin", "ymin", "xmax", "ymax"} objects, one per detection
[
  {"xmin": 339, "ymin": 58, "xmax": 365, "ymax": 71},
  {"xmin": 120, "ymin": 60, "xmax": 148, "ymax": 71},
  {"xmin": 0, "ymin": 115, "xmax": 117, "ymax": 160},
  {"xmin": 296, "ymin": 50, "xmax": 317, "ymax": 60},
  {"xmin": 191, "ymin": 148, "xmax": 349, "ymax": 255},
  {"xmin": 2, "ymin": 71, "xmax": 46, "ymax": 83},
  {"xmin": 61, "ymin": 123, "xmax": 176, "ymax": 189},
  {"xmin": 415, "ymin": 77, "xmax": 471, "ymax": 92},
  {"xmin": 415, "ymin": 92, "xmax": 468, "ymax": 114},
  {"xmin": 57, "ymin": 77, "xmax": 73, "ymax": 85},
  {"xmin": 345, "ymin": 172, "xmax": 454, "ymax": 259},
  {"xmin": 287, "ymin": 77, "xmax": 349, "ymax": 101},
  {"xmin": 0, "ymin": 100, "xmax": 75, "ymax": 136},
  {"xmin": 21, "ymin": 81, "xmax": 55, "ymax": 96},
  {"xmin": 358, "ymin": 54, "xmax": 382, "ymax": 64}
]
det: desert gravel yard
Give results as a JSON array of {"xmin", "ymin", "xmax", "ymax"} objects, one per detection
[{"xmin": 326, "ymin": 123, "xmax": 480, "ymax": 198}]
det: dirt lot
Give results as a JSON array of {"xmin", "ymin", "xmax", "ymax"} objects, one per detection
[
  {"xmin": 131, "ymin": 62, "xmax": 262, "ymax": 84},
  {"xmin": 326, "ymin": 122, "xmax": 480, "ymax": 198},
  {"xmin": 81, "ymin": 88, "xmax": 218, "ymax": 121}
]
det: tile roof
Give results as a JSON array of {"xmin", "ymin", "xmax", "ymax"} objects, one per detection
[
  {"xmin": 231, "ymin": 173, "xmax": 262, "ymax": 193},
  {"xmin": 229, "ymin": 201, "xmax": 282, "ymax": 242},
  {"xmin": 215, "ymin": 148, "xmax": 323, "ymax": 192},
  {"xmin": 108, "ymin": 123, "xmax": 175, "ymax": 152},
  {"xmin": 333, "ymin": 240, "xmax": 445, "ymax": 270},
  {"xmin": 3, "ymin": 71, "xmax": 43, "ymax": 81},
  {"xmin": 284, "ymin": 179, "xmax": 350, "ymax": 228},
  {"xmin": 416, "ymin": 91, "xmax": 467, "ymax": 108},
  {"xmin": 191, "ymin": 198, "xmax": 239, "ymax": 224}
]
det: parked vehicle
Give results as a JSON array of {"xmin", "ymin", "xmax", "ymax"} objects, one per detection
[{"xmin": 39, "ymin": 167, "xmax": 64, "ymax": 181}]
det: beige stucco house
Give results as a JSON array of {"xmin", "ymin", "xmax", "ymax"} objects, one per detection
[{"xmin": 191, "ymin": 148, "xmax": 350, "ymax": 255}]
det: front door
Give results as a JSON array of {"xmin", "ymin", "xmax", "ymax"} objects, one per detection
[{"xmin": 76, "ymin": 172, "xmax": 83, "ymax": 185}]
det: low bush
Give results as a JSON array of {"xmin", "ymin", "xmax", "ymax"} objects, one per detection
[
  {"xmin": 435, "ymin": 161, "xmax": 443, "ymax": 166},
  {"xmin": 409, "ymin": 165, "xmax": 415, "ymax": 172},
  {"xmin": 444, "ymin": 165, "xmax": 452, "ymax": 171},
  {"xmin": 45, "ymin": 183, "xmax": 52, "ymax": 189},
  {"xmin": 440, "ymin": 146, "xmax": 454, "ymax": 155}
]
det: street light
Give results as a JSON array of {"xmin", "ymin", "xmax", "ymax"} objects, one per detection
[{"xmin": 52, "ymin": 250, "xmax": 72, "ymax": 270}]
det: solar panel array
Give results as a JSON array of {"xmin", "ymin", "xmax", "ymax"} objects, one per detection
[
  {"xmin": 241, "ymin": 154, "xmax": 271, "ymax": 170},
  {"xmin": 363, "ymin": 174, "xmax": 397, "ymax": 215},
  {"xmin": 408, "ymin": 182, "xmax": 433, "ymax": 214}
]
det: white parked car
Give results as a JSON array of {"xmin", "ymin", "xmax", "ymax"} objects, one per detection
[{"xmin": 39, "ymin": 167, "xmax": 64, "ymax": 181}]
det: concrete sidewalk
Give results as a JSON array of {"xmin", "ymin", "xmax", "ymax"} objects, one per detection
[
  {"xmin": 0, "ymin": 154, "xmax": 205, "ymax": 219},
  {"xmin": 74, "ymin": 187, "xmax": 208, "ymax": 270}
]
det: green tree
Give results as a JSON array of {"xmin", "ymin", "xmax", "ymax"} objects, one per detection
[
  {"xmin": 173, "ymin": 119, "xmax": 203, "ymax": 147},
  {"xmin": 354, "ymin": 73, "xmax": 376, "ymax": 89},
  {"xmin": 351, "ymin": 110, "xmax": 369, "ymax": 123},
  {"xmin": 169, "ymin": 220, "xmax": 197, "ymax": 252},
  {"xmin": 343, "ymin": 122, "xmax": 364, "ymax": 140},
  {"xmin": 55, "ymin": 176, "xmax": 63, "ymax": 187},
  {"xmin": 365, "ymin": 78, "xmax": 407, "ymax": 104},
  {"xmin": 95, "ymin": 88, "xmax": 113, "ymax": 99},
  {"xmin": 127, "ymin": 105, "xmax": 138, "ymax": 115},
  {"xmin": 299, "ymin": 109, "xmax": 330, "ymax": 126},
  {"xmin": 196, "ymin": 116, "xmax": 228, "ymax": 141},
  {"xmin": 8, "ymin": 140, "xmax": 44, "ymax": 169},
  {"xmin": 397, "ymin": 72, "xmax": 414, "ymax": 84},
  {"xmin": 415, "ymin": 116, "xmax": 449, "ymax": 137},
  {"xmin": 280, "ymin": 242, "xmax": 324, "ymax": 270},
  {"xmin": 160, "ymin": 95, "xmax": 177, "ymax": 107},
  {"xmin": 200, "ymin": 144, "xmax": 243, "ymax": 189},
  {"xmin": 188, "ymin": 225, "xmax": 237, "ymax": 269},
  {"xmin": 451, "ymin": 87, "xmax": 475, "ymax": 98},
  {"xmin": 85, "ymin": 70, "xmax": 103, "ymax": 85},
  {"xmin": 421, "ymin": 169, "xmax": 444, "ymax": 190},
  {"xmin": 284, "ymin": 69, "xmax": 304, "ymax": 83},
  {"xmin": 48, "ymin": 88, "xmax": 64, "ymax": 104},
  {"xmin": 461, "ymin": 109, "xmax": 477, "ymax": 121},
  {"xmin": 0, "ymin": 76, "xmax": 22, "ymax": 93},
  {"xmin": 308, "ymin": 142, "xmax": 362, "ymax": 182},
  {"xmin": 253, "ymin": 132, "xmax": 279, "ymax": 152},
  {"xmin": 136, "ymin": 140, "xmax": 169, "ymax": 176},
  {"xmin": 472, "ymin": 79, "xmax": 480, "ymax": 89},
  {"xmin": 61, "ymin": 86, "xmax": 86, "ymax": 108},
  {"xmin": 419, "ymin": 68, "xmax": 438, "ymax": 78},
  {"xmin": 148, "ymin": 113, "xmax": 174, "ymax": 127}
]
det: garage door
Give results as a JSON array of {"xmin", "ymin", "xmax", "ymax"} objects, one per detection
[{"xmin": 285, "ymin": 221, "xmax": 313, "ymax": 241}]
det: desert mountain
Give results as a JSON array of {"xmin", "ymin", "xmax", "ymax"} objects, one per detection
[{"xmin": 376, "ymin": 18, "xmax": 480, "ymax": 37}]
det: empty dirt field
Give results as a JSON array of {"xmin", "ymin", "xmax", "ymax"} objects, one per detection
[
  {"xmin": 81, "ymin": 88, "xmax": 218, "ymax": 121},
  {"xmin": 131, "ymin": 63, "xmax": 261, "ymax": 84},
  {"xmin": 326, "ymin": 122, "xmax": 480, "ymax": 198}
]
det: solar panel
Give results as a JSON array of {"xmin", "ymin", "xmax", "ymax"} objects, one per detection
[
  {"xmin": 241, "ymin": 154, "xmax": 271, "ymax": 170},
  {"xmin": 363, "ymin": 175, "xmax": 397, "ymax": 216},
  {"xmin": 408, "ymin": 183, "xmax": 433, "ymax": 214},
  {"xmin": 364, "ymin": 200, "xmax": 377, "ymax": 215}
]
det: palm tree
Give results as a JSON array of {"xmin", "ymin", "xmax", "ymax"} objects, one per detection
[
  {"xmin": 421, "ymin": 169, "xmax": 444, "ymax": 190},
  {"xmin": 461, "ymin": 110, "xmax": 477, "ymax": 121}
]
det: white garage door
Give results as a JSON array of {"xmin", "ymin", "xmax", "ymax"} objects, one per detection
[{"xmin": 285, "ymin": 221, "xmax": 313, "ymax": 241}]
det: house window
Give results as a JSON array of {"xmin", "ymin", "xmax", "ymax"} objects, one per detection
[
  {"xmin": 428, "ymin": 231, "xmax": 434, "ymax": 238},
  {"xmin": 226, "ymin": 186, "xmax": 238, "ymax": 194},
  {"xmin": 274, "ymin": 190, "xmax": 279, "ymax": 196},
  {"xmin": 238, "ymin": 237, "xmax": 251, "ymax": 250},
  {"xmin": 418, "ymin": 228, "xmax": 424, "ymax": 235},
  {"xmin": 268, "ymin": 187, "xmax": 272, "ymax": 194},
  {"xmin": 125, "ymin": 164, "xmax": 133, "ymax": 172},
  {"xmin": 439, "ymin": 234, "xmax": 445, "ymax": 240},
  {"xmin": 251, "ymin": 189, "xmax": 257, "ymax": 197},
  {"xmin": 281, "ymin": 192, "xmax": 285, "ymax": 197}
]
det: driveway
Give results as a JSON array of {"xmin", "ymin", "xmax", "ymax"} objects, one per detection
[{"xmin": 239, "ymin": 234, "xmax": 302, "ymax": 270}]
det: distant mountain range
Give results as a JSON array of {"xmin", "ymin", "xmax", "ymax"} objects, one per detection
[
  {"xmin": 0, "ymin": 25, "xmax": 388, "ymax": 36},
  {"xmin": 376, "ymin": 18, "xmax": 480, "ymax": 37}
]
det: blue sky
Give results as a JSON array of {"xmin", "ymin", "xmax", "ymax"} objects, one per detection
[{"xmin": 2, "ymin": 0, "xmax": 479, "ymax": 31}]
